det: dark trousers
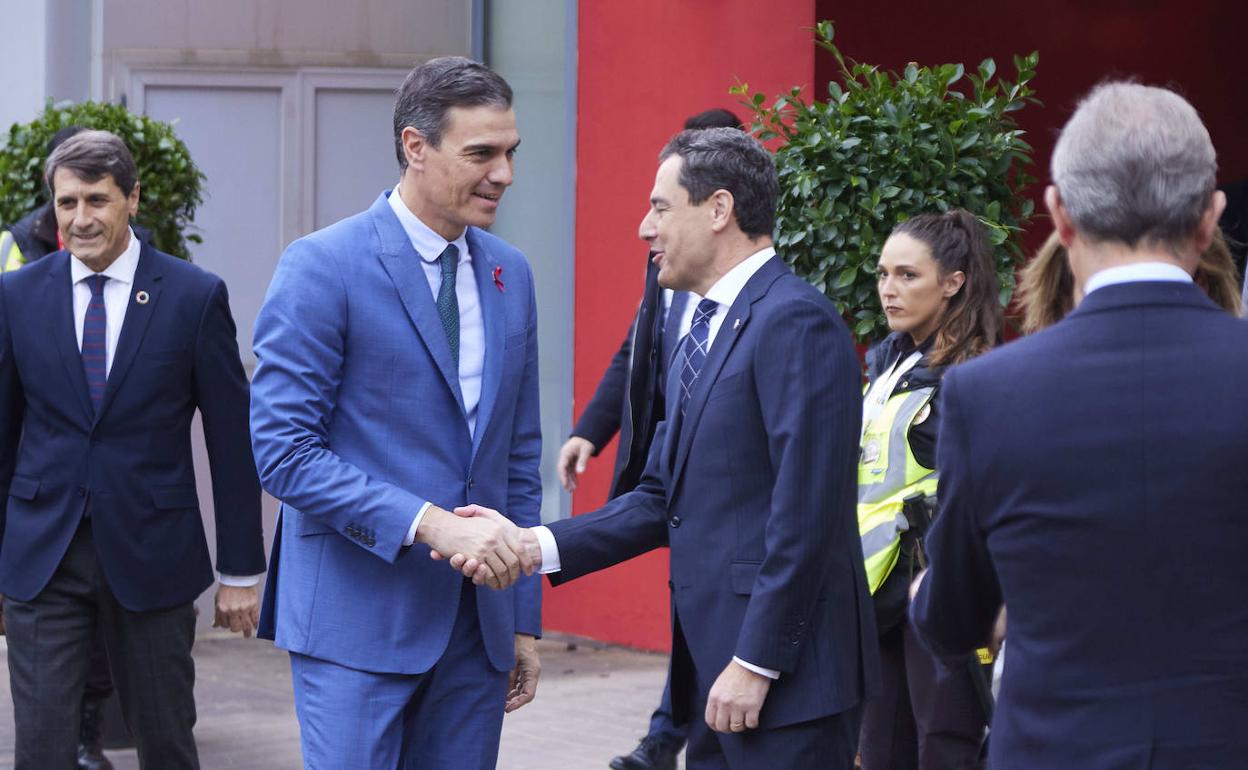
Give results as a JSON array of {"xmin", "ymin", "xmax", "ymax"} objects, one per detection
[
  {"xmin": 5, "ymin": 520, "xmax": 199, "ymax": 770},
  {"xmin": 859, "ymin": 620, "xmax": 988, "ymax": 770},
  {"xmin": 644, "ymin": 658, "xmax": 689, "ymax": 749}
]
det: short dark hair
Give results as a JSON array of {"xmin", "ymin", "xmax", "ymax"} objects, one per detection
[
  {"xmin": 392, "ymin": 56, "xmax": 513, "ymax": 169},
  {"xmin": 659, "ymin": 127, "xmax": 777, "ymax": 238},
  {"xmin": 47, "ymin": 125, "xmax": 86, "ymax": 156},
  {"xmin": 44, "ymin": 129, "xmax": 138, "ymax": 196},
  {"xmin": 683, "ymin": 108, "xmax": 743, "ymax": 132}
]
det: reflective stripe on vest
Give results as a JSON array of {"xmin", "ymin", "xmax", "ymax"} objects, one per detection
[
  {"xmin": 0, "ymin": 231, "xmax": 25, "ymax": 273},
  {"xmin": 858, "ymin": 385, "xmax": 937, "ymax": 594}
]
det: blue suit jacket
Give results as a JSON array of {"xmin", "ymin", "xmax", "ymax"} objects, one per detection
[
  {"xmin": 548, "ymin": 256, "xmax": 880, "ymax": 729},
  {"xmin": 251, "ymin": 191, "xmax": 542, "ymax": 674},
  {"xmin": 911, "ymin": 281, "xmax": 1248, "ymax": 768},
  {"xmin": 0, "ymin": 244, "xmax": 265, "ymax": 610}
]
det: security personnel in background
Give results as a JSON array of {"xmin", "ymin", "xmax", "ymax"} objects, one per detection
[
  {"xmin": 856, "ymin": 210, "xmax": 1002, "ymax": 770},
  {"xmin": 1, "ymin": 126, "xmax": 86, "ymax": 273}
]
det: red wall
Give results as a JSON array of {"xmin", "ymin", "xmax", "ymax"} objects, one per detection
[
  {"xmin": 815, "ymin": 0, "xmax": 1248, "ymax": 246},
  {"xmin": 544, "ymin": 0, "xmax": 816, "ymax": 651}
]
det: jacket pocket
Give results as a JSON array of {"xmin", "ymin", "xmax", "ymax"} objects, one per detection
[
  {"xmin": 730, "ymin": 560, "xmax": 761, "ymax": 595},
  {"xmin": 8, "ymin": 474, "xmax": 39, "ymax": 501},
  {"xmin": 151, "ymin": 483, "xmax": 199, "ymax": 510}
]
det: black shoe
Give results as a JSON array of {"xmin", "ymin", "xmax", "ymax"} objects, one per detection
[
  {"xmin": 78, "ymin": 699, "xmax": 115, "ymax": 770},
  {"xmin": 609, "ymin": 735, "xmax": 679, "ymax": 770}
]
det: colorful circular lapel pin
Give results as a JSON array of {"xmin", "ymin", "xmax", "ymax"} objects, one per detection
[{"xmin": 135, "ymin": 290, "xmax": 150, "ymax": 305}]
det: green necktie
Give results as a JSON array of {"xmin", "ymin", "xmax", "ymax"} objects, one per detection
[{"xmin": 437, "ymin": 243, "xmax": 460, "ymax": 368}]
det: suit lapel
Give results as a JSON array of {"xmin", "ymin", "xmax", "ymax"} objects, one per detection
[
  {"xmin": 467, "ymin": 228, "xmax": 504, "ymax": 458},
  {"xmin": 370, "ymin": 193, "xmax": 467, "ymax": 416},
  {"xmin": 669, "ymin": 256, "xmax": 788, "ymax": 494},
  {"xmin": 97, "ymin": 244, "xmax": 161, "ymax": 423},
  {"xmin": 46, "ymin": 253, "xmax": 94, "ymax": 423}
]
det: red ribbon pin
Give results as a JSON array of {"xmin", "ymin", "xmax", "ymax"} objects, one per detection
[{"xmin": 493, "ymin": 265, "xmax": 504, "ymax": 293}]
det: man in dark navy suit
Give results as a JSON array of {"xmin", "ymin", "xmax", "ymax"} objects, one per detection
[
  {"xmin": 450, "ymin": 128, "xmax": 879, "ymax": 769},
  {"xmin": 910, "ymin": 82, "xmax": 1248, "ymax": 769},
  {"xmin": 554, "ymin": 107, "xmax": 744, "ymax": 770},
  {"xmin": 0, "ymin": 130, "xmax": 265, "ymax": 769}
]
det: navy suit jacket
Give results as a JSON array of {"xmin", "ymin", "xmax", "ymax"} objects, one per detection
[
  {"xmin": 0, "ymin": 244, "xmax": 265, "ymax": 610},
  {"xmin": 911, "ymin": 281, "xmax": 1248, "ymax": 768},
  {"xmin": 250, "ymin": 192, "xmax": 542, "ymax": 675},
  {"xmin": 549, "ymin": 256, "xmax": 880, "ymax": 728}
]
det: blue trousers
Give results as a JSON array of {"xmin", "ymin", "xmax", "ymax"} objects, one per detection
[{"xmin": 289, "ymin": 586, "xmax": 507, "ymax": 770}]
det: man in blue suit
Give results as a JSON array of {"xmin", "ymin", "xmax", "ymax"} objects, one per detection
[
  {"xmin": 450, "ymin": 128, "xmax": 879, "ymax": 769},
  {"xmin": 910, "ymin": 82, "xmax": 1248, "ymax": 768},
  {"xmin": 249, "ymin": 56, "xmax": 542, "ymax": 769},
  {"xmin": 0, "ymin": 130, "xmax": 266, "ymax": 769}
]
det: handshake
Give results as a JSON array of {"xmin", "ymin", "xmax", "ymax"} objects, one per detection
[{"xmin": 421, "ymin": 504, "xmax": 542, "ymax": 589}]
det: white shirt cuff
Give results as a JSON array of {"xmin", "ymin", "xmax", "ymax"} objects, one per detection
[
  {"xmin": 733, "ymin": 656, "xmax": 780, "ymax": 680},
  {"xmin": 405, "ymin": 502, "xmax": 433, "ymax": 546},
  {"xmin": 532, "ymin": 525, "xmax": 562, "ymax": 574},
  {"xmin": 218, "ymin": 573, "xmax": 261, "ymax": 587}
]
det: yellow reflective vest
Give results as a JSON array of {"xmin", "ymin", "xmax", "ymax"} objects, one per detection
[
  {"xmin": 0, "ymin": 230, "xmax": 26, "ymax": 273},
  {"xmin": 858, "ymin": 383, "xmax": 938, "ymax": 595}
]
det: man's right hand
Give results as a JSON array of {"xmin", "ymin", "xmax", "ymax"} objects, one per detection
[
  {"xmin": 556, "ymin": 436, "xmax": 596, "ymax": 492},
  {"xmin": 416, "ymin": 505, "xmax": 525, "ymax": 589},
  {"xmin": 430, "ymin": 505, "xmax": 543, "ymax": 587}
]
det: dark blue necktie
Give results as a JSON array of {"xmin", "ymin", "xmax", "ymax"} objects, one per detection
[
  {"xmin": 679, "ymin": 298, "xmax": 718, "ymax": 416},
  {"xmin": 436, "ymin": 244, "xmax": 460, "ymax": 368},
  {"xmin": 81, "ymin": 274, "xmax": 109, "ymax": 412}
]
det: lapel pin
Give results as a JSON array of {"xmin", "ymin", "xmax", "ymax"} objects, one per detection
[
  {"xmin": 733, "ymin": 318, "xmax": 742, "ymax": 330},
  {"xmin": 492, "ymin": 265, "xmax": 505, "ymax": 293},
  {"xmin": 135, "ymin": 290, "xmax": 150, "ymax": 305}
]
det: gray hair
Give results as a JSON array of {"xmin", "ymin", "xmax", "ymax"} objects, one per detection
[
  {"xmin": 45, "ymin": 129, "xmax": 138, "ymax": 196},
  {"xmin": 392, "ymin": 56, "xmax": 513, "ymax": 169},
  {"xmin": 1051, "ymin": 82, "xmax": 1217, "ymax": 248},
  {"xmin": 659, "ymin": 127, "xmax": 778, "ymax": 238}
]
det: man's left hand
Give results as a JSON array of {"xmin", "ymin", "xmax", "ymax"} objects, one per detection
[
  {"xmin": 506, "ymin": 633, "xmax": 540, "ymax": 713},
  {"xmin": 213, "ymin": 584, "xmax": 260, "ymax": 638},
  {"xmin": 706, "ymin": 659, "xmax": 771, "ymax": 733}
]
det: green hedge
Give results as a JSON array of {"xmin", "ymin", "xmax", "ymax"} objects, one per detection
[
  {"xmin": 0, "ymin": 100, "xmax": 205, "ymax": 261},
  {"xmin": 736, "ymin": 22, "xmax": 1039, "ymax": 341}
]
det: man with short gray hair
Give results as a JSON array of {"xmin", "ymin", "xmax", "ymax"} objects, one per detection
[
  {"xmin": 0, "ymin": 129, "xmax": 265, "ymax": 769},
  {"xmin": 910, "ymin": 81, "xmax": 1248, "ymax": 768}
]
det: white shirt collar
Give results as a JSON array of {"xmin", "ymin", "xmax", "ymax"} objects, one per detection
[
  {"xmin": 1083, "ymin": 262, "xmax": 1192, "ymax": 296},
  {"xmin": 387, "ymin": 187, "xmax": 470, "ymax": 266},
  {"xmin": 69, "ymin": 227, "xmax": 141, "ymax": 286},
  {"xmin": 703, "ymin": 246, "xmax": 777, "ymax": 310}
]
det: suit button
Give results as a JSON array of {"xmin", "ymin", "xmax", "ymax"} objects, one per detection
[
  {"xmin": 467, "ymin": 477, "xmax": 475, "ymax": 489},
  {"xmin": 669, "ymin": 516, "xmax": 681, "ymax": 528},
  {"xmin": 76, "ymin": 486, "xmax": 87, "ymax": 497}
]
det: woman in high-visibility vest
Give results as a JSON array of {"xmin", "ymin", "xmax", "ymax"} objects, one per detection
[{"xmin": 857, "ymin": 209, "xmax": 1003, "ymax": 770}]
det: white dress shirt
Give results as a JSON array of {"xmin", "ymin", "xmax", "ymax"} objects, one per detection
[
  {"xmin": 388, "ymin": 189, "xmax": 488, "ymax": 546},
  {"xmin": 71, "ymin": 230, "xmax": 258, "ymax": 587},
  {"xmin": 1083, "ymin": 261, "xmax": 1192, "ymax": 295},
  {"xmin": 535, "ymin": 246, "xmax": 781, "ymax": 679}
]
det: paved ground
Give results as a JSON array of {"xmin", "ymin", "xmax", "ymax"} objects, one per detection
[{"xmin": 0, "ymin": 633, "xmax": 686, "ymax": 769}]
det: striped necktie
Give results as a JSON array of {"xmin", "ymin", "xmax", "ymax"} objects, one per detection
[
  {"xmin": 81, "ymin": 274, "xmax": 109, "ymax": 412},
  {"xmin": 679, "ymin": 298, "xmax": 719, "ymax": 416}
]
